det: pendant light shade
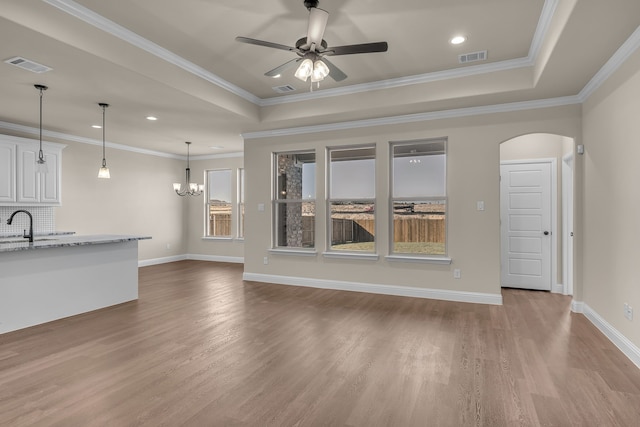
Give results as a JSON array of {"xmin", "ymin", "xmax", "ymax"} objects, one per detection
[
  {"xmin": 311, "ymin": 59, "xmax": 329, "ymax": 82},
  {"xmin": 34, "ymin": 84, "xmax": 48, "ymax": 174},
  {"xmin": 174, "ymin": 141, "xmax": 203, "ymax": 196},
  {"xmin": 97, "ymin": 103, "xmax": 110, "ymax": 179},
  {"xmin": 294, "ymin": 58, "xmax": 314, "ymax": 82}
]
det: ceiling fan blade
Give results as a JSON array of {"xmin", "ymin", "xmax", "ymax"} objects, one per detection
[
  {"xmin": 235, "ymin": 36, "xmax": 298, "ymax": 52},
  {"xmin": 304, "ymin": 8, "xmax": 329, "ymax": 49},
  {"xmin": 320, "ymin": 57, "xmax": 347, "ymax": 82},
  {"xmin": 265, "ymin": 58, "xmax": 303, "ymax": 77},
  {"xmin": 324, "ymin": 41, "xmax": 388, "ymax": 56}
]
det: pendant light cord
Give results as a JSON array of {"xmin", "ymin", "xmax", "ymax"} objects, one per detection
[
  {"xmin": 39, "ymin": 88, "xmax": 43, "ymax": 160},
  {"xmin": 185, "ymin": 141, "xmax": 192, "ymax": 183},
  {"xmin": 35, "ymin": 84, "xmax": 48, "ymax": 162},
  {"xmin": 99, "ymin": 103, "xmax": 109, "ymax": 167},
  {"xmin": 102, "ymin": 105, "xmax": 106, "ymax": 166}
]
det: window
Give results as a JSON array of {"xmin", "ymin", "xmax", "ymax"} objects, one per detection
[
  {"xmin": 328, "ymin": 146, "xmax": 376, "ymax": 252},
  {"xmin": 237, "ymin": 168, "xmax": 245, "ymax": 239},
  {"xmin": 206, "ymin": 169, "xmax": 232, "ymax": 238},
  {"xmin": 390, "ymin": 139, "xmax": 447, "ymax": 256},
  {"xmin": 273, "ymin": 151, "xmax": 315, "ymax": 249}
]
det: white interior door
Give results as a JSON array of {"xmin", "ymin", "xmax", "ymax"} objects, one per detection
[{"xmin": 500, "ymin": 162, "xmax": 552, "ymax": 290}]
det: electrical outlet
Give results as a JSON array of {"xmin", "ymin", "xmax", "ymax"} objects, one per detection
[
  {"xmin": 263, "ymin": 256, "xmax": 269, "ymax": 265},
  {"xmin": 624, "ymin": 303, "xmax": 633, "ymax": 321},
  {"xmin": 453, "ymin": 269, "xmax": 461, "ymax": 279}
]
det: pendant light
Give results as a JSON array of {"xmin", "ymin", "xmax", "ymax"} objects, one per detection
[
  {"xmin": 34, "ymin": 84, "xmax": 48, "ymax": 174},
  {"xmin": 173, "ymin": 141, "xmax": 203, "ymax": 196},
  {"xmin": 97, "ymin": 103, "xmax": 110, "ymax": 179}
]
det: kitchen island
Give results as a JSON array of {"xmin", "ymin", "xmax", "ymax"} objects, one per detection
[{"xmin": 0, "ymin": 234, "xmax": 151, "ymax": 334}]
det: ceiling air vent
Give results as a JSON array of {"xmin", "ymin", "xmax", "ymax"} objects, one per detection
[
  {"xmin": 272, "ymin": 85, "xmax": 296, "ymax": 94},
  {"xmin": 458, "ymin": 50, "xmax": 487, "ymax": 64},
  {"xmin": 4, "ymin": 56, "xmax": 52, "ymax": 73}
]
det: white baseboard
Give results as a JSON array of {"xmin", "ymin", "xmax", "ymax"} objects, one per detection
[
  {"xmin": 186, "ymin": 254, "xmax": 244, "ymax": 264},
  {"xmin": 138, "ymin": 255, "xmax": 187, "ymax": 267},
  {"xmin": 242, "ymin": 272, "xmax": 503, "ymax": 305},
  {"xmin": 571, "ymin": 300, "xmax": 584, "ymax": 313},
  {"xmin": 138, "ymin": 254, "xmax": 244, "ymax": 267},
  {"xmin": 582, "ymin": 303, "xmax": 640, "ymax": 369}
]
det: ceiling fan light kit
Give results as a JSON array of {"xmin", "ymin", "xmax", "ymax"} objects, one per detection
[
  {"xmin": 294, "ymin": 58, "xmax": 314, "ymax": 81},
  {"xmin": 236, "ymin": 0, "xmax": 388, "ymax": 90},
  {"xmin": 311, "ymin": 59, "xmax": 329, "ymax": 82}
]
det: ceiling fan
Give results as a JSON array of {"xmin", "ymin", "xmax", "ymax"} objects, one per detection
[{"xmin": 235, "ymin": 0, "xmax": 388, "ymax": 85}]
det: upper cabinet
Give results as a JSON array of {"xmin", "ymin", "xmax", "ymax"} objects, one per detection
[
  {"xmin": 0, "ymin": 135, "xmax": 65, "ymax": 206},
  {"xmin": 0, "ymin": 140, "xmax": 16, "ymax": 203}
]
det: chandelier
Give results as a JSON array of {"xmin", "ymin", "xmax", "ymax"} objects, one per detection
[{"xmin": 173, "ymin": 141, "xmax": 203, "ymax": 196}]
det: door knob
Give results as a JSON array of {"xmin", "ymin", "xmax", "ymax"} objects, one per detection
[{"xmin": 543, "ymin": 231, "xmax": 549, "ymax": 235}]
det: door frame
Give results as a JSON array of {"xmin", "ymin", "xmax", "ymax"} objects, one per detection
[
  {"xmin": 562, "ymin": 152, "xmax": 574, "ymax": 296},
  {"xmin": 500, "ymin": 158, "xmax": 558, "ymax": 292}
]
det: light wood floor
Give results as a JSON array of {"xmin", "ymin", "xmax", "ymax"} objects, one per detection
[{"xmin": 1, "ymin": 261, "xmax": 639, "ymax": 426}]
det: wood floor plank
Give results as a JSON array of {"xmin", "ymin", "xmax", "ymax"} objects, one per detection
[{"xmin": 1, "ymin": 260, "xmax": 640, "ymax": 426}]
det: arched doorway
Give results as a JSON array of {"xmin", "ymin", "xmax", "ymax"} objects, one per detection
[{"xmin": 500, "ymin": 133, "xmax": 575, "ymax": 294}]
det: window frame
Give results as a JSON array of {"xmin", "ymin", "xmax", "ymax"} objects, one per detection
[
  {"xmin": 388, "ymin": 138, "xmax": 449, "ymax": 262},
  {"xmin": 271, "ymin": 150, "xmax": 316, "ymax": 252},
  {"xmin": 204, "ymin": 168, "xmax": 233, "ymax": 239},
  {"xmin": 237, "ymin": 168, "xmax": 245, "ymax": 240},
  {"xmin": 325, "ymin": 144, "xmax": 377, "ymax": 257}
]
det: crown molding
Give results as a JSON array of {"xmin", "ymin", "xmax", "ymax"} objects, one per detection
[
  {"xmin": 43, "ymin": 0, "xmax": 554, "ymax": 107},
  {"xmin": 0, "ymin": 120, "xmax": 243, "ymax": 160},
  {"xmin": 191, "ymin": 152, "xmax": 244, "ymax": 161},
  {"xmin": 42, "ymin": 0, "xmax": 260, "ymax": 105},
  {"xmin": 40, "ymin": 0, "xmax": 638, "ymax": 113},
  {"xmin": 11, "ymin": 1, "xmax": 637, "ymax": 151},
  {"xmin": 578, "ymin": 24, "xmax": 640, "ymax": 102},
  {"xmin": 242, "ymin": 96, "xmax": 581, "ymax": 139},
  {"xmin": 528, "ymin": 0, "xmax": 559, "ymax": 60},
  {"xmin": 259, "ymin": 57, "xmax": 533, "ymax": 106}
]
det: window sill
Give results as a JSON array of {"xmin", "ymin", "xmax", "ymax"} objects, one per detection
[
  {"xmin": 201, "ymin": 236, "xmax": 233, "ymax": 241},
  {"xmin": 385, "ymin": 254, "xmax": 452, "ymax": 265},
  {"xmin": 322, "ymin": 251, "xmax": 379, "ymax": 261},
  {"xmin": 268, "ymin": 248, "xmax": 317, "ymax": 257}
]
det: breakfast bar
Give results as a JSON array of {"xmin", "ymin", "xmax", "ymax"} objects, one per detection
[{"xmin": 0, "ymin": 234, "xmax": 150, "ymax": 334}]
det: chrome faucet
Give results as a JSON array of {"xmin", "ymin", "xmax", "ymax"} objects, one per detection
[{"xmin": 7, "ymin": 210, "xmax": 34, "ymax": 243}]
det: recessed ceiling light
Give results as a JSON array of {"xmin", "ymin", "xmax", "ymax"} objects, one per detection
[
  {"xmin": 146, "ymin": 116, "xmax": 158, "ymax": 121},
  {"xmin": 450, "ymin": 35, "xmax": 466, "ymax": 45},
  {"xmin": 210, "ymin": 146, "xmax": 224, "ymax": 150},
  {"xmin": 272, "ymin": 74, "xmax": 281, "ymax": 78},
  {"xmin": 92, "ymin": 125, "xmax": 102, "ymax": 129}
]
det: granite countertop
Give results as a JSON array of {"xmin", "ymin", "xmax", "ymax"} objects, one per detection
[
  {"xmin": 0, "ymin": 234, "xmax": 152, "ymax": 253},
  {"xmin": 0, "ymin": 231, "xmax": 76, "ymax": 238}
]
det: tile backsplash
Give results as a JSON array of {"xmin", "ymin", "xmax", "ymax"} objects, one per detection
[{"xmin": 0, "ymin": 206, "xmax": 55, "ymax": 235}]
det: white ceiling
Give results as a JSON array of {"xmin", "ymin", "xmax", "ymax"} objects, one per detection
[{"xmin": 0, "ymin": 0, "xmax": 639, "ymax": 157}]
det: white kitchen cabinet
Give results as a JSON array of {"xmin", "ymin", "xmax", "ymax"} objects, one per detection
[
  {"xmin": 0, "ymin": 135, "xmax": 64, "ymax": 206},
  {"xmin": 0, "ymin": 140, "xmax": 16, "ymax": 203}
]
